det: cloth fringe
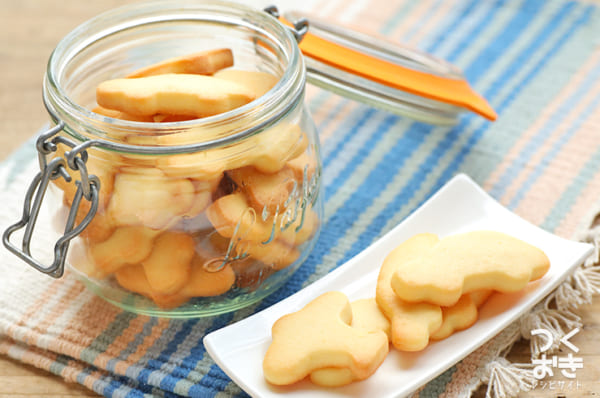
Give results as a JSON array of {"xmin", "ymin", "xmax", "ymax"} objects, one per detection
[
  {"xmin": 520, "ymin": 306, "xmax": 582, "ymax": 357},
  {"xmin": 555, "ymin": 265, "xmax": 600, "ymax": 310},
  {"xmin": 482, "ymin": 358, "xmax": 537, "ymax": 398},
  {"xmin": 481, "ymin": 211, "xmax": 600, "ymax": 398},
  {"xmin": 579, "ymin": 224, "xmax": 600, "ymax": 267}
]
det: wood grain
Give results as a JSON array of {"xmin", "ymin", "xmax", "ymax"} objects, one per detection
[
  {"xmin": 1, "ymin": 1, "xmax": 599, "ymax": 397},
  {"xmin": 0, "ymin": 355, "xmax": 96, "ymax": 397},
  {"xmin": 472, "ymin": 302, "xmax": 600, "ymax": 398}
]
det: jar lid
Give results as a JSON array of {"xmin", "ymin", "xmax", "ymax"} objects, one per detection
[{"xmin": 279, "ymin": 10, "xmax": 497, "ymax": 125}]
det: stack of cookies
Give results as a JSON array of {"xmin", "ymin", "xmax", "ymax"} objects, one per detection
[
  {"xmin": 263, "ymin": 230, "xmax": 550, "ymax": 387},
  {"xmin": 50, "ymin": 49, "xmax": 319, "ymax": 309}
]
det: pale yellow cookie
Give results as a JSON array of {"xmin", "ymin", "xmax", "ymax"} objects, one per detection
[
  {"xmin": 108, "ymin": 167, "xmax": 195, "ymax": 230},
  {"xmin": 206, "ymin": 191, "xmax": 316, "ymax": 246},
  {"xmin": 429, "ymin": 294, "xmax": 478, "ymax": 341},
  {"xmin": 155, "ymin": 146, "xmax": 231, "ymax": 181},
  {"xmin": 116, "ymin": 148, "xmax": 160, "ymax": 168},
  {"xmin": 309, "ymin": 297, "xmax": 392, "ymax": 386},
  {"xmin": 227, "ymin": 166, "xmax": 296, "ymax": 213},
  {"xmin": 201, "ymin": 230, "xmax": 231, "ymax": 256},
  {"xmin": 239, "ymin": 239, "xmax": 300, "ymax": 270},
  {"xmin": 127, "ymin": 48, "xmax": 233, "ymax": 78},
  {"xmin": 75, "ymin": 207, "xmax": 115, "ymax": 244},
  {"xmin": 206, "ymin": 192, "xmax": 274, "ymax": 243},
  {"xmin": 151, "ymin": 292, "xmax": 189, "ymax": 309},
  {"xmin": 148, "ymin": 120, "xmax": 307, "ymax": 180},
  {"xmin": 96, "ymin": 74, "xmax": 256, "ymax": 118},
  {"xmin": 152, "ymin": 114, "xmax": 198, "ymax": 123},
  {"xmin": 180, "ymin": 255, "xmax": 235, "ymax": 297},
  {"xmin": 429, "ymin": 290, "xmax": 494, "ymax": 341},
  {"xmin": 349, "ymin": 298, "xmax": 391, "ymax": 339},
  {"xmin": 142, "ymin": 231, "xmax": 195, "ymax": 294},
  {"xmin": 213, "ymin": 69, "xmax": 278, "ymax": 98},
  {"xmin": 68, "ymin": 240, "xmax": 107, "ymax": 279},
  {"xmin": 114, "ymin": 264, "xmax": 188, "ymax": 309},
  {"xmin": 92, "ymin": 106, "xmax": 154, "ymax": 122},
  {"xmin": 470, "ymin": 290, "xmax": 494, "ymax": 308},
  {"xmin": 181, "ymin": 177, "xmax": 222, "ymax": 219},
  {"xmin": 263, "ymin": 291, "xmax": 389, "ymax": 386},
  {"xmin": 252, "ymin": 124, "xmax": 308, "ymax": 173},
  {"xmin": 308, "ymin": 368, "xmax": 356, "ymax": 388},
  {"xmin": 115, "ymin": 264, "xmax": 153, "ymax": 296},
  {"xmin": 141, "ymin": 117, "xmax": 248, "ymax": 147},
  {"xmin": 89, "ymin": 226, "xmax": 159, "ymax": 274},
  {"xmin": 375, "ymin": 233, "xmax": 442, "ymax": 352},
  {"xmin": 390, "ymin": 231, "xmax": 550, "ymax": 306},
  {"xmin": 206, "ymin": 192, "xmax": 306, "ymax": 268},
  {"xmin": 278, "ymin": 208, "xmax": 319, "ymax": 247},
  {"xmin": 286, "ymin": 152, "xmax": 317, "ymax": 183}
]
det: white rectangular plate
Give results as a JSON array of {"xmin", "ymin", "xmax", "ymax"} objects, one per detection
[{"xmin": 204, "ymin": 174, "xmax": 593, "ymax": 398}]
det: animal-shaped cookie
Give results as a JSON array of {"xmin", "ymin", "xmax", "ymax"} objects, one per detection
[
  {"xmin": 156, "ymin": 147, "xmax": 230, "ymax": 181},
  {"xmin": 213, "ymin": 69, "xmax": 278, "ymax": 98},
  {"xmin": 252, "ymin": 124, "xmax": 308, "ymax": 174},
  {"xmin": 390, "ymin": 231, "xmax": 550, "ymax": 306},
  {"xmin": 151, "ymin": 114, "xmax": 197, "ymax": 123},
  {"xmin": 347, "ymin": 298, "xmax": 391, "ymax": 339},
  {"xmin": 180, "ymin": 255, "xmax": 236, "ymax": 297},
  {"xmin": 89, "ymin": 226, "xmax": 159, "ymax": 273},
  {"xmin": 92, "ymin": 106, "xmax": 154, "ymax": 122},
  {"xmin": 127, "ymin": 48, "xmax": 233, "ymax": 78},
  {"xmin": 309, "ymin": 298, "xmax": 391, "ymax": 387},
  {"xmin": 206, "ymin": 192, "xmax": 314, "ymax": 268},
  {"xmin": 206, "ymin": 192, "xmax": 274, "ymax": 243},
  {"xmin": 74, "ymin": 208, "xmax": 114, "ymax": 244},
  {"xmin": 470, "ymin": 289, "xmax": 494, "ymax": 308},
  {"xmin": 286, "ymin": 152, "xmax": 317, "ymax": 183},
  {"xmin": 107, "ymin": 167, "xmax": 195, "ymax": 230},
  {"xmin": 429, "ymin": 294, "xmax": 478, "ymax": 341},
  {"xmin": 181, "ymin": 178, "xmax": 221, "ymax": 219},
  {"xmin": 227, "ymin": 166, "xmax": 296, "ymax": 213},
  {"xmin": 115, "ymin": 264, "xmax": 188, "ymax": 309},
  {"xmin": 375, "ymin": 233, "xmax": 442, "ymax": 351},
  {"xmin": 150, "ymin": 122, "xmax": 307, "ymax": 180},
  {"xmin": 142, "ymin": 231, "xmax": 195, "ymax": 294},
  {"xmin": 239, "ymin": 239, "xmax": 300, "ymax": 270},
  {"xmin": 429, "ymin": 290, "xmax": 494, "ymax": 341},
  {"xmin": 263, "ymin": 291, "xmax": 389, "ymax": 387},
  {"xmin": 96, "ymin": 73, "xmax": 255, "ymax": 118}
]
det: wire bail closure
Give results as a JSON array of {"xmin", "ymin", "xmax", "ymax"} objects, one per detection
[
  {"xmin": 2, "ymin": 122, "xmax": 100, "ymax": 278},
  {"xmin": 264, "ymin": 6, "xmax": 308, "ymax": 43}
]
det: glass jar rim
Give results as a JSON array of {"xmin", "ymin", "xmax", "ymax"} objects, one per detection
[{"xmin": 43, "ymin": 0, "xmax": 305, "ymax": 155}]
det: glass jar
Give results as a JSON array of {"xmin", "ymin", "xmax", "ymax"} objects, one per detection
[
  {"xmin": 4, "ymin": 0, "xmax": 491, "ymax": 318},
  {"xmin": 10, "ymin": 0, "xmax": 322, "ymax": 317}
]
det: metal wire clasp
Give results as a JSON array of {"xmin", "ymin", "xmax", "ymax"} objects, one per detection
[
  {"xmin": 264, "ymin": 5, "xmax": 309, "ymax": 43},
  {"xmin": 2, "ymin": 122, "xmax": 100, "ymax": 278}
]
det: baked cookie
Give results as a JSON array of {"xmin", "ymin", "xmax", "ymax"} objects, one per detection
[
  {"xmin": 390, "ymin": 231, "xmax": 550, "ymax": 306},
  {"xmin": 263, "ymin": 291, "xmax": 389, "ymax": 387},
  {"xmin": 376, "ymin": 233, "xmax": 443, "ymax": 351},
  {"xmin": 96, "ymin": 73, "xmax": 255, "ymax": 118}
]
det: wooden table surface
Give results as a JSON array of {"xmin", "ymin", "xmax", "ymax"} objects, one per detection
[{"xmin": 1, "ymin": 1, "xmax": 598, "ymax": 397}]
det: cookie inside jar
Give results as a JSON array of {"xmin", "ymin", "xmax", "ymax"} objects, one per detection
[{"xmin": 44, "ymin": 2, "xmax": 322, "ymax": 317}]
